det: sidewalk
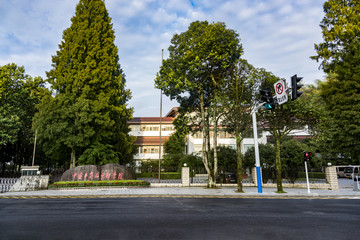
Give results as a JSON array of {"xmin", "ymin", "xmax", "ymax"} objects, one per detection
[{"xmin": 1, "ymin": 185, "xmax": 360, "ymax": 199}]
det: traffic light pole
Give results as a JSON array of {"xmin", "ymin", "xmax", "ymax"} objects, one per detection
[
  {"xmin": 252, "ymin": 103, "xmax": 264, "ymax": 193},
  {"xmin": 304, "ymin": 160, "xmax": 311, "ymax": 194}
]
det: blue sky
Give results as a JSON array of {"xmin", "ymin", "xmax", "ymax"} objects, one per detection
[{"xmin": 0, "ymin": 0, "xmax": 325, "ymax": 117}]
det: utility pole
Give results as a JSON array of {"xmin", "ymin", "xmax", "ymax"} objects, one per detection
[
  {"xmin": 158, "ymin": 49, "xmax": 164, "ymax": 183},
  {"xmin": 32, "ymin": 130, "xmax": 37, "ymax": 166},
  {"xmin": 251, "ymin": 103, "xmax": 264, "ymax": 193}
]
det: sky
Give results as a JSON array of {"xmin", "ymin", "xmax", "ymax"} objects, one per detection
[{"xmin": 0, "ymin": 0, "xmax": 326, "ymax": 117}]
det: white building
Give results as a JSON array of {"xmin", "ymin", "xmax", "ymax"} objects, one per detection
[
  {"xmin": 128, "ymin": 107, "xmax": 277, "ymax": 166},
  {"xmin": 129, "ymin": 116, "xmax": 175, "ymax": 167}
]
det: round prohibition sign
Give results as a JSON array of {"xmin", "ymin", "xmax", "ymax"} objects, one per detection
[{"xmin": 275, "ymin": 82, "xmax": 284, "ymax": 95}]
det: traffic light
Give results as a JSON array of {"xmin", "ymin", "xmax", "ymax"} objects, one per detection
[
  {"xmin": 260, "ymin": 88, "xmax": 275, "ymax": 110},
  {"xmin": 304, "ymin": 152, "xmax": 312, "ymax": 161},
  {"xmin": 291, "ymin": 74, "xmax": 303, "ymax": 100}
]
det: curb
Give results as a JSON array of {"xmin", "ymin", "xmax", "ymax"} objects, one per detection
[{"xmin": 1, "ymin": 193, "xmax": 359, "ymax": 200}]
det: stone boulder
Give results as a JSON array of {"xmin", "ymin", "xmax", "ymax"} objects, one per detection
[
  {"xmin": 60, "ymin": 164, "xmax": 135, "ymax": 182},
  {"xmin": 100, "ymin": 164, "xmax": 135, "ymax": 181}
]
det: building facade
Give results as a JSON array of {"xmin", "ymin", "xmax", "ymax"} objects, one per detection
[
  {"xmin": 129, "ymin": 117, "xmax": 175, "ymax": 167},
  {"xmin": 128, "ymin": 108, "xmax": 275, "ymax": 166}
]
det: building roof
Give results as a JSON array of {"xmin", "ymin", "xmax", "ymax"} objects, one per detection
[
  {"xmin": 129, "ymin": 117, "xmax": 174, "ymax": 124},
  {"xmin": 133, "ymin": 136, "xmax": 170, "ymax": 146},
  {"xmin": 165, "ymin": 107, "xmax": 179, "ymax": 118}
]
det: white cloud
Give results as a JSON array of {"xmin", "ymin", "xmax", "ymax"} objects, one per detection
[
  {"xmin": 0, "ymin": 0, "xmax": 326, "ymax": 116},
  {"xmin": 151, "ymin": 8, "xmax": 177, "ymax": 24}
]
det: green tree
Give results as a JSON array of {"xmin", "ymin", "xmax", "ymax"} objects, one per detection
[
  {"xmin": 155, "ymin": 21, "xmax": 242, "ymax": 188},
  {"xmin": 178, "ymin": 154, "xmax": 203, "ymax": 173},
  {"xmin": 258, "ymin": 74, "xmax": 307, "ymax": 192},
  {"xmin": 280, "ymin": 139, "xmax": 305, "ymax": 183},
  {"xmin": 209, "ymin": 146, "xmax": 237, "ymax": 174},
  {"xmin": 0, "ymin": 64, "xmax": 24, "ymax": 146},
  {"xmin": 311, "ymin": 0, "xmax": 360, "ymax": 72},
  {"xmin": 244, "ymin": 143, "xmax": 276, "ymax": 183},
  {"xmin": 34, "ymin": 0, "xmax": 136, "ymax": 168},
  {"xmin": 0, "ymin": 63, "xmax": 47, "ymax": 175},
  {"xmin": 319, "ymin": 42, "xmax": 360, "ymax": 163},
  {"xmin": 220, "ymin": 59, "xmax": 259, "ymax": 192},
  {"xmin": 312, "ymin": 0, "xmax": 360, "ymax": 163},
  {"xmin": 295, "ymin": 81, "xmax": 340, "ymax": 163},
  {"xmin": 162, "ymin": 112, "xmax": 190, "ymax": 170}
]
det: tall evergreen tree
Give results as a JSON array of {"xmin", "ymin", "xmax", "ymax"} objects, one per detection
[
  {"xmin": 311, "ymin": 0, "xmax": 360, "ymax": 163},
  {"xmin": 34, "ymin": 0, "xmax": 136, "ymax": 168}
]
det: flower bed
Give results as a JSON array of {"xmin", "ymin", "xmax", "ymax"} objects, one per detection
[{"xmin": 49, "ymin": 180, "xmax": 150, "ymax": 189}]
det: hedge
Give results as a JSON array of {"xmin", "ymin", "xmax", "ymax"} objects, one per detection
[
  {"xmin": 49, "ymin": 180, "xmax": 150, "ymax": 189},
  {"xmin": 298, "ymin": 172, "xmax": 325, "ymax": 179},
  {"xmin": 136, "ymin": 172, "xmax": 182, "ymax": 179}
]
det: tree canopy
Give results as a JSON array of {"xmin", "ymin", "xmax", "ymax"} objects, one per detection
[
  {"xmin": 155, "ymin": 20, "xmax": 242, "ymax": 187},
  {"xmin": 0, "ymin": 63, "xmax": 47, "ymax": 175},
  {"xmin": 34, "ymin": 0, "xmax": 136, "ymax": 168},
  {"xmin": 311, "ymin": 0, "xmax": 360, "ymax": 72},
  {"xmin": 311, "ymin": 0, "xmax": 360, "ymax": 163}
]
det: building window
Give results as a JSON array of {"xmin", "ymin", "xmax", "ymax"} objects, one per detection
[
  {"xmin": 139, "ymin": 125, "xmax": 174, "ymax": 132},
  {"xmin": 130, "ymin": 125, "xmax": 140, "ymax": 132},
  {"xmin": 139, "ymin": 146, "xmax": 163, "ymax": 154}
]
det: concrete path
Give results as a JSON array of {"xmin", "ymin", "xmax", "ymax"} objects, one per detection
[
  {"xmin": 1, "ymin": 178, "xmax": 359, "ymax": 199},
  {"xmin": 1, "ymin": 186, "xmax": 360, "ymax": 199}
]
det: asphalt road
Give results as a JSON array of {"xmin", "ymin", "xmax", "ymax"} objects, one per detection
[{"xmin": 0, "ymin": 197, "xmax": 359, "ymax": 240}]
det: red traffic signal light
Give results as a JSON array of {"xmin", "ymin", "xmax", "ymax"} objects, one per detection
[{"xmin": 304, "ymin": 152, "xmax": 312, "ymax": 161}]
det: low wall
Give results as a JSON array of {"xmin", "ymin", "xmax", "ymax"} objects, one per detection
[
  {"xmin": 166, "ymin": 166, "xmax": 339, "ymax": 190},
  {"xmin": 9, "ymin": 175, "xmax": 49, "ymax": 192},
  {"xmin": 250, "ymin": 166, "xmax": 338, "ymax": 190}
]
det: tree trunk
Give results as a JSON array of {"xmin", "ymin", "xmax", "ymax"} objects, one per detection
[
  {"xmin": 236, "ymin": 133, "xmax": 243, "ymax": 192},
  {"xmin": 70, "ymin": 148, "xmax": 76, "ymax": 169},
  {"xmin": 275, "ymin": 136, "xmax": 283, "ymax": 192},
  {"xmin": 1, "ymin": 158, "xmax": 5, "ymax": 175},
  {"xmin": 199, "ymin": 91, "xmax": 213, "ymax": 187},
  {"xmin": 213, "ymin": 106, "xmax": 218, "ymax": 187}
]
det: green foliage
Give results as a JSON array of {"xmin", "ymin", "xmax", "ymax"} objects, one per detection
[
  {"xmin": 49, "ymin": 180, "xmax": 150, "ymax": 188},
  {"xmin": 0, "ymin": 63, "xmax": 48, "ymax": 174},
  {"xmin": 244, "ymin": 140, "xmax": 323, "ymax": 183},
  {"xmin": 220, "ymin": 60, "xmax": 266, "ymax": 191},
  {"xmin": 135, "ymin": 172, "xmax": 181, "ymax": 180},
  {"xmin": 209, "ymin": 146, "xmax": 237, "ymax": 172},
  {"xmin": 155, "ymin": 21, "xmax": 243, "ymax": 103},
  {"xmin": 319, "ymin": 42, "xmax": 360, "ymax": 163},
  {"xmin": 244, "ymin": 143, "xmax": 276, "ymax": 168},
  {"xmin": 34, "ymin": 0, "xmax": 136, "ymax": 168},
  {"xmin": 0, "ymin": 64, "xmax": 31, "ymax": 145},
  {"xmin": 178, "ymin": 154, "xmax": 204, "ymax": 173},
  {"xmin": 155, "ymin": 20, "xmax": 242, "ymax": 187},
  {"xmin": 162, "ymin": 111, "xmax": 189, "ymax": 169},
  {"xmin": 311, "ymin": 0, "xmax": 360, "ymax": 72},
  {"xmin": 298, "ymin": 172, "xmax": 325, "ymax": 179},
  {"xmin": 139, "ymin": 160, "xmax": 159, "ymax": 174},
  {"xmin": 257, "ymin": 71, "xmax": 309, "ymax": 191},
  {"xmin": 310, "ymin": 0, "xmax": 360, "ymax": 164},
  {"xmin": 280, "ymin": 140, "xmax": 305, "ymax": 167}
]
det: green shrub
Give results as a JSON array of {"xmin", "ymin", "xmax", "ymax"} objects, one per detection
[
  {"xmin": 298, "ymin": 172, "xmax": 325, "ymax": 179},
  {"xmin": 135, "ymin": 173, "xmax": 155, "ymax": 178},
  {"xmin": 49, "ymin": 180, "xmax": 150, "ymax": 188},
  {"xmin": 160, "ymin": 172, "xmax": 181, "ymax": 179},
  {"xmin": 136, "ymin": 172, "xmax": 182, "ymax": 179}
]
